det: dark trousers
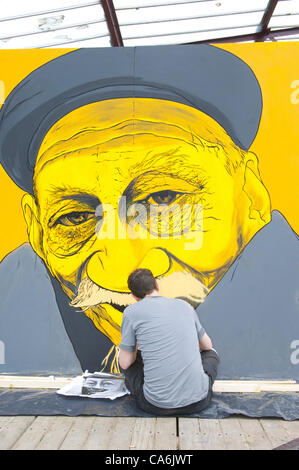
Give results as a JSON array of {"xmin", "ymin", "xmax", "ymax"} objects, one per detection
[{"xmin": 120, "ymin": 350, "xmax": 219, "ymax": 416}]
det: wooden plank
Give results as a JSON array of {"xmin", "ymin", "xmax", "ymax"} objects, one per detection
[
  {"xmin": 179, "ymin": 418, "xmax": 227, "ymax": 450},
  {"xmin": 259, "ymin": 419, "xmax": 289, "ymax": 448},
  {"xmin": 282, "ymin": 419, "xmax": 299, "ymax": 442},
  {"xmin": 215, "ymin": 380, "xmax": 296, "ymax": 385},
  {"xmin": 1, "ymin": 375, "xmax": 297, "ymax": 392},
  {"xmin": 273, "ymin": 437, "xmax": 299, "ymax": 450},
  {"xmin": 82, "ymin": 417, "xmax": 118, "ymax": 450},
  {"xmin": 213, "ymin": 383, "xmax": 260, "ymax": 393},
  {"xmin": 213, "ymin": 381, "xmax": 299, "ymax": 393},
  {"xmin": 219, "ymin": 417, "xmax": 250, "ymax": 450},
  {"xmin": 105, "ymin": 417, "xmax": 137, "ymax": 450},
  {"xmin": 59, "ymin": 416, "xmax": 96, "ymax": 450},
  {"xmin": 238, "ymin": 418, "xmax": 272, "ymax": 450},
  {"xmin": 259, "ymin": 384, "xmax": 299, "ymax": 392},
  {"xmin": 198, "ymin": 419, "xmax": 227, "ymax": 450},
  {"xmin": 260, "ymin": 418, "xmax": 299, "ymax": 449},
  {"xmin": 153, "ymin": 418, "xmax": 177, "ymax": 450},
  {"xmin": 3, "ymin": 415, "xmax": 298, "ymax": 452},
  {"xmin": 0, "ymin": 416, "xmax": 14, "ymax": 430},
  {"xmin": 0, "ymin": 376, "xmax": 72, "ymax": 389},
  {"xmin": 0, "ymin": 416, "xmax": 36, "ymax": 450},
  {"xmin": 129, "ymin": 418, "xmax": 157, "ymax": 450},
  {"xmin": 178, "ymin": 418, "xmax": 203, "ymax": 450},
  {"xmin": 35, "ymin": 417, "xmax": 75, "ymax": 450},
  {"xmin": 12, "ymin": 416, "xmax": 55, "ymax": 450}
]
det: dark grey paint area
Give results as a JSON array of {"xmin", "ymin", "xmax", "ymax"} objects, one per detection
[
  {"xmin": 0, "ymin": 45, "xmax": 262, "ymax": 193},
  {"xmin": 0, "ymin": 244, "xmax": 81, "ymax": 375},
  {"xmin": 49, "ymin": 272, "xmax": 114, "ymax": 374},
  {"xmin": 196, "ymin": 210, "xmax": 299, "ymax": 380}
]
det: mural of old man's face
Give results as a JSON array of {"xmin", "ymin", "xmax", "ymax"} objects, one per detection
[
  {"xmin": 0, "ymin": 44, "xmax": 298, "ymax": 379},
  {"xmin": 23, "ymin": 97, "xmax": 271, "ymax": 347}
]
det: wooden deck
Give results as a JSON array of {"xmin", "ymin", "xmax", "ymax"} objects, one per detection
[{"xmin": 0, "ymin": 416, "xmax": 298, "ymax": 450}]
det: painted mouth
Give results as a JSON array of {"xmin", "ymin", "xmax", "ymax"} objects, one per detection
[{"xmin": 71, "ymin": 270, "xmax": 208, "ymax": 311}]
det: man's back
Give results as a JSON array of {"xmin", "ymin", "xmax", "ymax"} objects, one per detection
[{"xmin": 120, "ymin": 296, "xmax": 209, "ymax": 408}]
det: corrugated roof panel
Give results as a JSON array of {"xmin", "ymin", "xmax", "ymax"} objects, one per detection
[
  {"xmin": 0, "ymin": 21, "xmax": 110, "ymax": 48},
  {"xmin": 120, "ymin": 11, "xmax": 263, "ymax": 39},
  {"xmin": 0, "ymin": 5, "xmax": 106, "ymax": 41},
  {"xmin": 0, "ymin": 0, "xmax": 101, "ymax": 20},
  {"xmin": 116, "ymin": 0, "xmax": 268, "ymax": 25},
  {"xmin": 0, "ymin": 0, "xmax": 298, "ymax": 47},
  {"xmin": 270, "ymin": 32, "xmax": 299, "ymax": 40},
  {"xmin": 269, "ymin": 14, "xmax": 299, "ymax": 29},
  {"xmin": 270, "ymin": 0, "xmax": 299, "ymax": 16},
  {"xmin": 268, "ymin": 0, "xmax": 299, "ymax": 30},
  {"xmin": 43, "ymin": 35, "xmax": 111, "ymax": 47},
  {"xmin": 0, "ymin": 0, "xmax": 110, "ymax": 48},
  {"xmin": 114, "ymin": 0, "xmax": 213, "ymax": 8},
  {"xmin": 114, "ymin": 0, "xmax": 265, "ymax": 10},
  {"xmin": 123, "ymin": 25, "xmax": 259, "ymax": 46}
]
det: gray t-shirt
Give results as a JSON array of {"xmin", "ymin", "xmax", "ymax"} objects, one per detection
[{"xmin": 119, "ymin": 296, "xmax": 209, "ymax": 409}]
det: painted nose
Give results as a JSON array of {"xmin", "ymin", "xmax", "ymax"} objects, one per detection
[{"xmin": 86, "ymin": 245, "xmax": 170, "ymax": 292}]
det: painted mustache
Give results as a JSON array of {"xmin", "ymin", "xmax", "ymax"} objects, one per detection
[{"xmin": 70, "ymin": 270, "xmax": 208, "ymax": 311}]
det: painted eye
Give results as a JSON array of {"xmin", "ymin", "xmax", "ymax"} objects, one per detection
[
  {"xmin": 55, "ymin": 211, "xmax": 94, "ymax": 226},
  {"xmin": 147, "ymin": 190, "xmax": 181, "ymax": 205}
]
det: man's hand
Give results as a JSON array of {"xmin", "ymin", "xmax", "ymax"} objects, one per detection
[
  {"xmin": 199, "ymin": 332, "xmax": 213, "ymax": 351},
  {"xmin": 118, "ymin": 348, "xmax": 137, "ymax": 370}
]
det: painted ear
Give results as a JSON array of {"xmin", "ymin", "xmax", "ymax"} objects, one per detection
[
  {"xmin": 21, "ymin": 193, "xmax": 45, "ymax": 260},
  {"xmin": 242, "ymin": 152, "xmax": 271, "ymax": 224}
]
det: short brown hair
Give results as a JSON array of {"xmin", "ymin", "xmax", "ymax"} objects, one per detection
[{"xmin": 127, "ymin": 269, "xmax": 156, "ymax": 299}]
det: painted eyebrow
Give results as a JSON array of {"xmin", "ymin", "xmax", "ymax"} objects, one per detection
[
  {"xmin": 124, "ymin": 147, "xmax": 208, "ymax": 198},
  {"xmin": 123, "ymin": 170, "xmax": 207, "ymax": 204},
  {"xmin": 46, "ymin": 188, "xmax": 100, "ymax": 209}
]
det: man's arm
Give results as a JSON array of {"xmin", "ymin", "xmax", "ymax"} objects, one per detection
[
  {"xmin": 192, "ymin": 307, "xmax": 213, "ymax": 351},
  {"xmin": 119, "ymin": 347, "xmax": 137, "ymax": 370},
  {"xmin": 199, "ymin": 332, "xmax": 213, "ymax": 351},
  {"xmin": 118, "ymin": 309, "xmax": 137, "ymax": 370}
]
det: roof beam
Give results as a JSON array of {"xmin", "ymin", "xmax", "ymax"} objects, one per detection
[
  {"xmin": 100, "ymin": 0, "xmax": 123, "ymax": 46},
  {"xmin": 255, "ymin": 0, "xmax": 279, "ymax": 41}
]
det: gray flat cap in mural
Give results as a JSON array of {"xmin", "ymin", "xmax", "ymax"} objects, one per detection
[{"xmin": 0, "ymin": 45, "xmax": 262, "ymax": 194}]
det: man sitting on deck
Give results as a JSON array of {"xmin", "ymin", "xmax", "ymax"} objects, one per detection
[{"xmin": 119, "ymin": 268, "xmax": 219, "ymax": 415}]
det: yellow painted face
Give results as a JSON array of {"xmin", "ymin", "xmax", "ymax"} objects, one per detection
[{"xmin": 24, "ymin": 98, "xmax": 269, "ymax": 345}]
